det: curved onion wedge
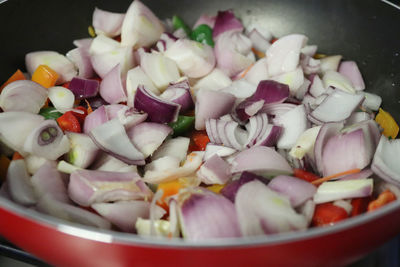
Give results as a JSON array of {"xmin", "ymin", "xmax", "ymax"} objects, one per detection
[
  {"xmin": 192, "ymin": 68, "xmax": 232, "ymax": 94},
  {"xmin": 309, "ymin": 90, "xmax": 364, "ymax": 124},
  {"xmin": 65, "ymin": 132, "xmax": 99, "ymax": 169},
  {"xmin": 143, "ymin": 152, "xmax": 204, "ymax": 184},
  {"xmin": 197, "ymin": 154, "xmax": 231, "ymax": 185},
  {"xmin": 322, "ymin": 70, "xmax": 355, "ymax": 94},
  {"xmin": 319, "ymin": 55, "xmax": 342, "ymax": 74},
  {"xmin": 235, "ymin": 180, "xmax": 307, "ymax": 236},
  {"xmin": 127, "ymin": 122, "xmax": 172, "ymax": 158},
  {"xmin": 371, "ymin": 136, "xmax": 400, "ymax": 186},
  {"xmin": 289, "ymin": 126, "xmax": 321, "ymax": 160},
  {"xmin": 91, "ymin": 153, "xmax": 138, "ymax": 173},
  {"xmin": 212, "ymin": 10, "xmax": 243, "ymax": 39},
  {"xmin": 266, "ymin": 34, "xmax": 308, "ymax": 77},
  {"xmin": 91, "ymin": 201, "xmax": 165, "ymax": 233},
  {"xmin": 89, "ymin": 118, "xmax": 145, "ymax": 165},
  {"xmin": 92, "ymin": 7, "xmax": 125, "ymax": 37},
  {"xmin": 24, "ymin": 120, "xmax": 70, "ymax": 161},
  {"xmin": 48, "ymin": 86, "xmax": 75, "ymax": 112},
  {"xmin": 231, "ymin": 146, "xmax": 292, "ymax": 177},
  {"xmin": 204, "ymin": 143, "xmax": 237, "ymax": 161},
  {"xmin": 126, "ymin": 66, "xmax": 159, "ymax": 107},
  {"xmin": 68, "ymin": 169, "xmax": 152, "ymax": 207},
  {"xmin": 36, "ymin": 194, "xmax": 111, "ymax": 229},
  {"xmin": 121, "ymin": 0, "xmax": 164, "ymax": 48},
  {"xmin": 313, "ymin": 179, "xmax": 373, "ymax": 204},
  {"xmin": 83, "ymin": 105, "xmax": 108, "ymax": 134},
  {"xmin": 25, "ymin": 51, "xmax": 77, "ymax": 84},
  {"xmin": 165, "ymin": 39, "xmax": 215, "ymax": 78},
  {"xmin": 268, "ymin": 175, "xmax": 317, "ymax": 207},
  {"xmin": 151, "ymin": 137, "xmax": 190, "ymax": 163},
  {"xmin": 338, "ymin": 61, "xmax": 365, "ymax": 91},
  {"xmin": 0, "ymin": 80, "xmax": 48, "ymax": 113},
  {"xmin": 66, "ymin": 47, "xmax": 94, "ymax": 79},
  {"xmin": 31, "ymin": 161, "xmax": 70, "ymax": 203},
  {"xmin": 195, "ymin": 90, "xmax": 235, "ymax": 130},
  {"xmin": 99, "ymin": 64, "xmax": 127, "ymax": 104},
  {"xmin": 0, "ymin": 112, "xmax": 44, "ymax": 154},
  {"xmin": 178, "ymin": 189, "xmax": 241, "ymax": 240},
  {"xmin": 7, "ymin": 160, "xmax": 37, "ymax": 206}
]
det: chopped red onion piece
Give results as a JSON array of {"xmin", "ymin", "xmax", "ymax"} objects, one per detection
[
  {"xmin": 301, "ymin": 45, "xmax": 318, "ymax": 57},
  {"xmin": 231, "ymin": 146, "xmax": 292, "ymax": 177},
  {"xmin": 65, "ymin": 132, "xmax": 99, "ymax": 169},
  {"xmin": 300, "ymin": 54, "xmax": 321, "ymax": 75},
  {"xmin": 134, "ymin": 85, "xmax": 180, "ymax": 123},
  {"xmin": 91, "ymin": 153, "xmax": 138, "ymax": 173},
  {"xmin": 121, "ymin": 0, "xmax": 164, "ymax": 48},
  {"xmin": 243, "ymin": 58, "xmax": 269, "ymax": 85},
  {"xmin": 92, "ymin": 7, "xmax": 125, "ymax": 37},
  {"xmin": 83, "ymin": 105, "xmax": 108, "ymax": 134},
  {"xmin": 68, "ymin": 169, "xmax": 152, "ymax": 207},
  {"xmin": 91, "ymin": 201, "xmax": 164, "ymax": 233},
  {"xmin": 178, "ymin": 190, "xmax": 241, "ymax": 240},
  {"xmin": 25, "ymin": 51, "xmax": 77, "ymax": 84},
  {"xmin": 195, "ymin": 90, "xmax": 235, "ymax": 130},
  {"xmin": 7, "ymin": 160, "xmax": 37, "ymax": 206},
  {"xmin": 268, "ymin": 175, "xmax": 317, "ymax": 207},
  {"xmin": 66, "ymin": 47, "xmax": 94, "ymax": 79},
  {"xmin": 313, "ymin": 179, "xmax": 373, "ymax": 204},
  {"xmin": 0, "ymin": 111, "xmax": 44, "ymax": 154},
  {"xmin": 309, "ymin": 90, "xmax": 365, "ymax": 124},
  {"xmin": 247, "ymin": 29, "xmax": 271, "ymax": 52},
  {"xmin": 319, "ymin": 55, "xmax": 342, "ymax": 73},
  {"xmin": 271, "ymin": 67, "xmax": 305, "ymax": 96},
  {"xmin": 297, "ymin": 199, "xmax": 315, "ymax": 225},
  {"xmin": 220, "ymin": 171, "xmax": 266, "ymax": 202},
  {"xmin": 214, "ymin": 30, "xmax": 255, "ymax": 77},
  {"xmin": 0, "ymin": 80, "xmax": 47, "ymax": 113},
  {"xmin": 99, "ymin": 64, "xmax": 127, "ymax": 104},
  {"xmin": 160, "ymin": 79, "xmax": 194, "ymax": 114},
  {"xmin": 68, "ymin": 77, "xmax": 99, "ymax": 99},
  {"xmin": 127, "ymin": 122, "xmax": 172, "ymax": 158},
  {"xmin": 322, "ymin": 129, "xmax": 373, "ymax": 176},
  {"xmin": 164, "ymin": 39, "xmax": 215, "ymax": 78},
  {"xmin": 322, "ymin": 70, "xmax": 355, "ymax": 94},
  {"xmin": 36, "ymin": 194, "xmax": 111, "ymax": 229},
  {"xmin": 212, "ymin": 10, "xmax": 243, "ymax": 39},
  {"xmin": 203, "ymin": 143, "xmax": 237, "ymax": 161},
  {"xmin": 266, "ymin": 34, "xmax": 308, "ymax": 77},
  {"xmin": 235, "ymin": 99, "xmax": 264, "ymax": 122},
  {"xmin": 126, "ymin": 66, "xmax": 159, "ymax": 107},
  {"xmin": 140, "ymin": 52, "xmax": 180, "ymax": 90},
  {"xmin": 24, "ymin": 120, "xmax": 70, "ymax": 161},
  {"xmin": 362, "ymin": 92, "xmax": 382, "ymax": 111},
  {"xmin": 371, "ymin": 136, "xmax": 400, "ymax": 186},
  {"xmin": 73, "ymin": 38, "xmax": 93, "ymax": 49},
  {"xmin": 89, "ymin": 118, "xmax": 145, "ymax": 165},
  {"xmin": 308, "ymin": 74, "xmax": 326, "ymax": 97},
  {"xmin": 338, "ymin": 61, "xmax": 365, "ymax": 91},
  {"xmin": 143, "ymin": 152, "xmax": 204, "ymax": 184},
  {"xmin": 235, "ymin": 180, "xmax": 307, "ymax": 236},
  {"xmin": 193, "ymin": 14, "xmax": 216, "ymax": 29},
  {"xmin": 31, "ymin": 161, "xmax": 70, "ymax": 203},
  {"xmin": 197, "ymin": 154, "xmax": 231, "ymax": 185},
  {"xmin": 151, "ymin": 137, "xmax": 190, "ymax": 163},
  {"xmin": 192, "ymin": 68, "xmax": 232, "ymax": 94}
]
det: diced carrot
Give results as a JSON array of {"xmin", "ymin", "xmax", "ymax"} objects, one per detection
[
  {"xmin": 311, "ymin": 168, "xmax": 361, "ymax": 185},
  {"xmin": 12, "ymin": 152, "xmax": 24, "ymax": 160},
  {"xmin": 84, "ymin": 99, "xmax": 93, "ymax": 114},
  {"xmin": 0, "ymin": 69, "xmax": 26, "ymax": 91},
  {"xmin": 31, "ymin": 65, "xmax": 59, "ymax": 88},
  {"xmin": 190, "ymin": 130, "xmax": 210, "ymax": 151},
  {"xmin": 0, "ymin": 155, "xmax": 11, "ymax": 181},
  {"xmin": 368, "ymin": 190, "xmax": 396, "ymax": 212}
]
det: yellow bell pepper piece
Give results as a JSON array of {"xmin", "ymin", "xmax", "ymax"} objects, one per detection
[
  {"xmin": 32, "ymin": 65, "xmax": 59, "ymax": 88},
  {"xmin": 375, "ymin": 108, "xmax": 399, "ymax": 139},
  {"xmin": 206, "ymin": 184, "xmax": 225, "ymax": 194}
]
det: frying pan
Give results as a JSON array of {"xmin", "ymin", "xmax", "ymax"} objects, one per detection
[{"xmin": 0, "ymin": 0, "xmax": 400, "ymax": 266}]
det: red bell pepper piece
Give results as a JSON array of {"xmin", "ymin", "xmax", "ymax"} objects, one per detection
[
  {"xmin": 368, "ymin": 190, "xmax": 396, "ymax": 212},
  {"xmin": 350, "ymin": 197, "xmax": 371, "ymax": 217},
  {"xmin": 190, "ymin": 130, "xmax": 210, "ymax": 151},
  {"xmin": 57, "ymin": 111, "xmax": 81, "ymax": 133},
  {"xmin": 72, "ymin": 106, "xmax": 88, "ymax": 125},
  {"xmin": 312, "ymin": 202, "xmax": 349, "ymax": 227},
  {"xmin": 293, "ymin": 168, "xmax": 320, "ymax": 183}
]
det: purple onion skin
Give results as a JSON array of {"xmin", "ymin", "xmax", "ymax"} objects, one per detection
[
  {"xmin": 69, "ymin": 77, "xmax": 100, "ymax": 99},
  {"xmin": 221, "ymin": 171, "xmax": 268, "ymax": 202},
  {"xmin": 212, "ymin": 10, "xmax": 243, "ymax": 39},
  {"xmin": 252, "ymin": 80, "xmax": 290, "ymax": 104}
]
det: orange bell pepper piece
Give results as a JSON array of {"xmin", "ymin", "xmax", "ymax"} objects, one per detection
[
  {"xmin": 157, "ymin": 180, "xmax": 187, "ymax": 210},
  {"xmin": 32, "ymin": 65, "xmax": 59, "ymax": 88},
  {"xmin": 0, "ymin": 69, "xmax": 26, "ymax": 92}
]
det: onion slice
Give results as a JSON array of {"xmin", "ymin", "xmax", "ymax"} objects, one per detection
[
  {"xmin": 212, "ymin": 10, "xmax": 243, "ymax": 39},
  {"xmin": 89, "ymin": 118, "xmax": 145, "ymax": 165},
  {"xmin": 92, "ymin": 7, "xmax": 125, "ymax": 37},
  {"xmin": 6, "ymin": 160, "xmax": 37, "ymax": 206},
  {"xmin": 99, "ymin": 64, "xmax": 127, "ymax": 104},
  {"xmin": 235, "ymin": 180, "xmax": 307, "ymax": 236},
  {"xmin": 371, "ymin": 136, "xmax": 400, "ymax": 186}
]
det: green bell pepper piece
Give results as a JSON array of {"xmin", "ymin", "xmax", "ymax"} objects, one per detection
[
  {"xmin": 169, "ymin": 116, "xmax": 195, "ymax": 137},
  {"xmin": 172, "ymin": 15, "xmax": 191, "ymax": 36},
  {"xmin": 39, "ymin": 107, "xmax": 63, "ymax": 120},
  {"xmin": 190, "ymin": 24, "xmax": 214, "ymax": 47}
]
